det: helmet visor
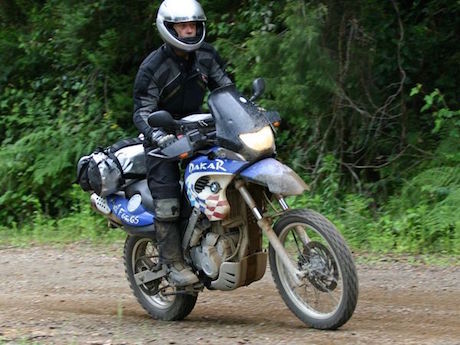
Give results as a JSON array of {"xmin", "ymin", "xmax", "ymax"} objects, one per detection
[{"xmin": 165, "ymin": 21, "xmax": 205, "ymax": 45}]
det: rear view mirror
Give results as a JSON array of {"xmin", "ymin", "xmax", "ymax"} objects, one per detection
[
  {"xmin": 249, "ymin": 78, "xmax": 265, "ymax": 102},
  {"xmin": 147, "ymin": 110, "xmax": 176, "ymax": 128}
]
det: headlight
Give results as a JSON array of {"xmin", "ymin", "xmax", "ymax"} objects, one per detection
[{"xmin": 239, "ymin": 126, "xmax": 274, "ymax": 152}]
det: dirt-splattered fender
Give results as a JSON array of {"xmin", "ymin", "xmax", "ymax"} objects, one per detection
[{"xmin": 239, "ymin": 158, "xmax": 308, "ymax": 196}]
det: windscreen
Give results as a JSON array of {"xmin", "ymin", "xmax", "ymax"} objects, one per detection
[{"xmin": 208, "ymin": 84, "xmax": 270, "ymax": 153}]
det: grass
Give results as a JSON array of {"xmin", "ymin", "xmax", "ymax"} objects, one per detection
[
  {"xmin": 353, "ymin": 251, "xmax": 460, "ymax": 267},
  {"xmin": 0, "ymin": 210, "xmax": 124, "ymax": 247},
  {"xmin": 0, "ymin": 336, "xmax": 45, "ymax": 345},
  {"xmin": 1, "ymin": 204, "xmax": 458, "ymax": 267}
]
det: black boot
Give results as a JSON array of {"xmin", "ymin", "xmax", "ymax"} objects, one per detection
[{"xmin": 155, "ymin": 221, "xmax": 199, "ymax": 287}]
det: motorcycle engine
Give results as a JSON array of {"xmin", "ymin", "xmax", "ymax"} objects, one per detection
[{"xmin": 190, "ymin": 231, "xmax": 238, "ymax": 279}]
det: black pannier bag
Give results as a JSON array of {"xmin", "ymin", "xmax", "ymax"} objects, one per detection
[{"xmin": 77, "ymin": 138, "xmax": 146, "ymax": 196}]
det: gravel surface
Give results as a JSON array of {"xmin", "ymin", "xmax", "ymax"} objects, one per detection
[{"xmin": 0, "ymin": 243, "xmax": 459, "ymax": 345}]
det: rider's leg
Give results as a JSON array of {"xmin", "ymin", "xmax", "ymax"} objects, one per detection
[{"xmin": 145, "ymin": 148, "xmax": 198, "ymax": 286}]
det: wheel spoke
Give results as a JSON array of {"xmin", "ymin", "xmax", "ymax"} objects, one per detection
[
  {"xmin": 275, "ymin": 221, "xmax": 347, "ymax": 318},
  {"xmin": 269, "ymin": 211, "xmax": 358, "ymax": 329},
  {"xmin": 132, "ymin": 237, "xmax": 176, "ymax": 308},
  {"xmin": 313, "ymin": 287, "xmax": 321, "ymax": 309},
  {"xmin": 140, "ymin": 256, "xmax": 153, "ymax": 268},
  {"xmin": 314, "ymin": 270, "xmax": 337, "ymax": 282},
  {"xmin": 324, "ymin": 288, "xmax": 339, "ymax": 305},
  {"xmin": 290, "ymin": 230, "xmax": 304, "ymax": 258}
]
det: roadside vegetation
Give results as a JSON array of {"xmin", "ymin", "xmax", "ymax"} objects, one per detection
[{"xmin": 0, "ymin": 1, "xmax": 458, "ymax": 254}]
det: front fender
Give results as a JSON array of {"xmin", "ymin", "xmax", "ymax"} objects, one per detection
[{"xmin": 239, "ymin": 158, "xmax": 308, "ymax": 196}]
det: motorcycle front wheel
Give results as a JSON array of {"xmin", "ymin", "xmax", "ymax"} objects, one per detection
[
  {"xmin": 124, "ymin": 235, "xmax": 197, "ymax": 321},
  {"xmin": 269, "ymin": 209, "xmax": 358, "ymax": 329}
]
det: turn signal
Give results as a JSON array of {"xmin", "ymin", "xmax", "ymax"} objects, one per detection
[
  {"xmin": 179, "ymin": 152, "xmax": 189, "ymax": 159},
  {"xmin": 273, "ymin": 121, "xmax": 280, "ymax": 127}
]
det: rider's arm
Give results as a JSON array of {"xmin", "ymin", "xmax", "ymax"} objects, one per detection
[
  {"xmin": 133, "ymin": 66, "xmax": 161, "ymax": 141},
  {"xmin": 202, "ymin": 44, "xmax": 232, "ymax": 91}
]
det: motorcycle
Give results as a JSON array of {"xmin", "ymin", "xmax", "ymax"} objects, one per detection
[{"xmin": 83, "ymin": 79, "xmax": 358, "ymax": 330}]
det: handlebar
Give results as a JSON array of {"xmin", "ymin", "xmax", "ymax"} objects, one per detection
[
  {"xmin": 147, "ymin": 126, "xmax": 216, "ymax": 160},
  {"xmin": 147, "ymin": 108, "xmax": 280, "ymax": 160}
]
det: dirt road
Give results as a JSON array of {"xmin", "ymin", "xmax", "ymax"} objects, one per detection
[{"xmin": 0, "ymin": 243, "xmax": 459, "ymax": 345}]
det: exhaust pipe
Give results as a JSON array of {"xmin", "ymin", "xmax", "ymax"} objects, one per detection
[
  {"xmin": 90, "ymin": 193, "xmax": 111, "ymax": 215},
  {"xmin": 90, "ymin": 194, "xmax": 123, "ymax": 227}
]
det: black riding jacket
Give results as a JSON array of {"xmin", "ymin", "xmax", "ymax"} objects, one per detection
[{"xmin": 133, "ymin": 43, "xmax": 232, "ymax": 142}]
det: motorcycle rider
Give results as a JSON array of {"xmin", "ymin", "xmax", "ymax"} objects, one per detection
[{"xmin": 133, "ymin": 0, "xmax": 232, "ymax": 286}]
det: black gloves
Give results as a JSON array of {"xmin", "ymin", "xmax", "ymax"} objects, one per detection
[
  {"xmin": 157, "ymin": 134, "xmax": 176, "ymax": 148},
  {"xmin": 150, "ymin": 130, "xmax": 176, "ymax": 148}
]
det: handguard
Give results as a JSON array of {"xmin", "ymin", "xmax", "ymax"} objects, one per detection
[{"xmin": 148, "ymin": 135, "xmax": 194, "ymax": 160}]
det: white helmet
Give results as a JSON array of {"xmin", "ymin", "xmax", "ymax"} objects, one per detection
[{"xmin": 156, "ymin": 0, "xmax": 207, "ymax": 52}]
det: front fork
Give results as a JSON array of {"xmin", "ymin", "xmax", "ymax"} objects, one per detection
[
  {"xmin": 275, "ymin": 193, "xmax": 311, "ymax": 246},
  {"xmin": 235, "ymin": 180, "xmax": 307, "ymax": 285}
]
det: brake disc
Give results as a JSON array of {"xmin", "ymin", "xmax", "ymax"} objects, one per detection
[{"xmin": 301, "ymin": 241, "xmax": 339, "ymax": 292}]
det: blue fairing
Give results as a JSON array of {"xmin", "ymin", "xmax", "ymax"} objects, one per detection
[
  {"xmin": 107, "ymin": 195, "xmax": 154, "ymax": 227},
  {"xmin": 239, "ymin": 158, "xmax": 307, "ymax": 196},
  {"xmin": 239, "ymin": 158, "xmax": 276, "ymax": 180},
  {"xmin": 184, "ymin": 148, "xmax": 247, "ymax": 180}
]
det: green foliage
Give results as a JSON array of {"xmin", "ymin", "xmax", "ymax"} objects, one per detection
[
  {"xmin": 0, "ymin": 186, "xmax": 124, "ymax": 245},
  {"xmin": 0, "ymin": 1, "xmax": 153, "ymax": 225},
  {"xmin": 0, "ymin": 0, "xmax": 459, "ymax": 253},
  {"xmin": 382, "ymin": 165, "xmax": 460, "ymax": 253},
  {"xmin": 0, "ymin": 71, "xmax": 125, "ymax": 224},
  {"xmin": 293, "ymin": 83, "xmax": 460, "ymax": 253},
  {"xmin": 411, "ymin": 84, "xmax": 460, "ymax": 136}
]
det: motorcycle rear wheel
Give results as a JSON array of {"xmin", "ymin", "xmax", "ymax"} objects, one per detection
[
  {"xmin": 124, "ymin": 235, "xmax": 197, "ymax": 321},
  {"xmin": 269, "ymin": 209, "xmax": 358, "ymax": 329}
]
